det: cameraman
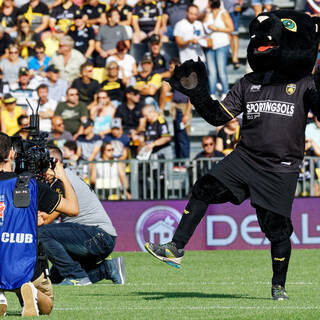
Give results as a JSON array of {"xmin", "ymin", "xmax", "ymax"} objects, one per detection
[
  {"xmin": 0, "ymin": 133, "xmax": 79, "ymax": 317},
  {"xmin": 38, "ymin": 146, "xmax": 126, "ymax": 286}
]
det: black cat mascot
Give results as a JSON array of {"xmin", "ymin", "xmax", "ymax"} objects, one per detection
[{"xmin": 145, "ymin": 10, "xmax": 320, "ymax": 300}]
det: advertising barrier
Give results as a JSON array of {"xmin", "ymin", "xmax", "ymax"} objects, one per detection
[{"xmin": 102, "ymin": 198, "xmax": 320, "ymax": 252}]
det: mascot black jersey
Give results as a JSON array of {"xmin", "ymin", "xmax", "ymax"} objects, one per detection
[{"xmin": 221, "ymin": 74, "xmax": 319, "ymax": 172}]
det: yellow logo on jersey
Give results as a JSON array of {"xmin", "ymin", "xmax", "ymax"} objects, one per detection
[
  {"xmin": 184, "ymin": 210, "xmax": 189, "ymax": 214},
  {"xmin": 286, "ymin": 83, "xmax": 296, "ymax": 95}
]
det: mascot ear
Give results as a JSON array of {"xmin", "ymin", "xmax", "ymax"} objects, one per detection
[{"xmin": 312, "ymin": 16, "xmax": 320, "ymax": 42}]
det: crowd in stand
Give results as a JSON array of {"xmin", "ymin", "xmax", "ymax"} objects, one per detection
[{"xmin": 1, "ymin": 0, "xmax": 320, "ymax": 198}]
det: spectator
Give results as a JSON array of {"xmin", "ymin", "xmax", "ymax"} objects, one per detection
[
  {"xmin": 0, "ymin": 44, "xmax": 27, "ymax": 84},
  {"xmin": 44, "ymin": 64, "xmax": 68, "ymax": 102},
  {"xmin": 134, "ymin": 52, "xmax": 162, "ymax": 108},
  {"xmin": 106, "ymin": 40, "xmax": 137, "ymax": 80},
  {"xmin": 29, "ymin": 84, "xmax": 57, "ymax": 132},
  {"xmin": 132, "ymin": 0, "xmax": 161, "ymax": 44},
  {"xmin": 305, "ymin": 115, "xmax": 320, "ymax": 146},
  {"xmin": 192, "ymin": 135, "xmax": 224, "ymax": 178},
  {"xmin": 12, "ymin": 114, "xmax": 30, "ymax": 139},
  {"xmin": 50, "ymin": 35, "xmax": 86, "ymax": 84},
  {"xmin": 0, "ymin": 68, "xmax": 10, "ymax": 98},
  {"xmin": 224, "ymin": 0, "xmax": 243, "ymax": 69},
  {"xmin": 148, "ymin": 34, "xmax": 170, "ymax": 75},
  {"xmin": 90, "ymin": 90, "xmax": 116, "ymax": 137},
  {"xmin": 49, "ymin": 0, "xmax": 80, "ymax": 33},
  {"xmin": 42, "ymin": 25, "xmax": 65, "ymax": 57},
  {"xmin": 195, "ymin": 135, "xmax": 224, "ymax": 159},
  {"xmin": 102, "ymin": 118, "xmax": 130, "ymax": 160},
  {"xmin": 38, "ymin": 146, "xmax": 126, "ymax": 285},
  {"xmin": 101, "ymin": 61, "xmax": 126, "ymax": 108},
  {"xmin": 160, "ymin": 0, "xmax": 190, "ymax": 42},
  {"xmin": 71, "ymin": 61, "xmax": 100, "ymax": 104},
  {"xmin": 295, "ymin": 138, "xmax": 320, "ymax": 197},
  {"xmin": 168, "ymin": 61, "xmax": 192, "ymax": 160},
  {"xmin": 90, "ymin": 141, "xmax": 131, "ymax": 199},
  {"xmin": 9, "ymin": 67, "xmax": 37, "ymax": 110},
  {"xmin": 115, "ymin": 85, "xmax": 145, "ymax": 137},
  {"xmin": 1, "ymin": 93, "xmax": 26, "ymax": 136},
  {"xmin": 95, "ymin": 8, "xmax": 130, "ymax": 67},
  {"xmin": 76, "ymin": 118, "xmax": 103, "ymax": 160},
  {"xmin": 305, "ymin": 115, "xmax": 320, "ymax": 167},
  {"xmin": 27, "ymin": 41, "xmax": 51, "ymax": 78},
  {"xmin": 215, "ymin": 118, "xmax": 240, "ymax": 155},
  {"xmin": 252, "ymin": 0, "xmax": 273, "ymax": 16},
  {"xmin": 67, "ymin": 11, "xmax": 95, "ymax": 59},
  {"xmin": 140, "ymin": 104, "xmax": 171, "ymax": 157},
  {"xmin": 54, "ymin": 87, "xmax": 88, "ymax": 137},
  {"xmin": 173, "ymin": 4, "xmax": 208, "ymax": 63},
  {"xmin": 63, "ymin": 140, "xmax": 79, "ymax": 161},
  {"xmin": 203, "ymin": 0, "xmax": 234, "ymax": 98},
  {"xmin": 47, "ymin": 115, "xmax": 73, "ymax": 150},
  {"xmin": 0, "ymin": 0, "xmax": 19, "ymax": 38},
  {"xmin": 82, "ymin": 0, "xmax": 107, "ymax": 30},
  {"xmin": 138, "ymin": 104, "xmax": 172, "ymax": 196},
  {"xmin": 18, "ymin": 0, "xmax": 49, "ymax": 34},
  {"xmin": 0, "ymin": 25, "xmax": 13, "ymax": 60},
  {"xmin": 193, "ymin": 0, "xmax": 209, "ymax": 18},
  {"xmin": 113, "ymin": 0, "xmax": 133, "ymax": 38},
  {"xmin": 16, "ymin": 16, "xmax": 40, "ymax": 59}
]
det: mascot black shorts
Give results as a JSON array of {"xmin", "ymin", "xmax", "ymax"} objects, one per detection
[{"xmin": 211, "ymin": 150, "xmax": 298, "ymax": 217}]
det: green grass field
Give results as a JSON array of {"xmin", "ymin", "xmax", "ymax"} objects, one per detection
[{"xmin": 4, "ymin": 249, "xmax": 320, "ymax": 319}]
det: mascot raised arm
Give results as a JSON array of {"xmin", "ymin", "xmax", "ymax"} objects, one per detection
[{"xmin": 145, "ymin": 10, "xmax": 320, "ymax": 300}]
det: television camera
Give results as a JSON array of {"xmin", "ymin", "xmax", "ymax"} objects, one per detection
[{"xmin": 11, "ymin": 99, "xmax": 55, "ymax": 180}]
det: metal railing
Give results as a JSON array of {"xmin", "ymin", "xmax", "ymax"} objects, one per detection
[{"xmin": 65, "ymin": 156, "xmax": 320, "ymax": 200}]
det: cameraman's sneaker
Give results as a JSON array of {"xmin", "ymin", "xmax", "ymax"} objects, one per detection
[
  {"xmin": 21, "ymin": 282, "xmax": 39, "ymax": 317},
  {"xmin": 144, "ymin": 241, "xmax": 184, "ymax": 268},
  {"xmin": 272, "ymin": 285, "xmax": 289, "ymax": 300},
  {"xmin": 111, "ymin": 256, "xmax": 126, "ymax": 285},
  {"xmin": 58, "ymin": 276, "xmax": 92, "ymax": 286},
  {"xmin": 0, "ymin": 291, "xmax": 7, "ymax": 316}
]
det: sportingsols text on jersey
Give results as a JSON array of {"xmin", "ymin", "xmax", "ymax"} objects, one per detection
[{"xmin": 246, "ymin": 100, "xmax": 295, "ymax": 117}]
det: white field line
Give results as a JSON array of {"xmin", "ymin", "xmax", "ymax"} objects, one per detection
[
  {"xmin": 96, "ymin": 281, "xmax": 316, "ymax": 286},
  {"xmin": 55, "ymin": 306, "xmax": 320, "ymax": 311}
]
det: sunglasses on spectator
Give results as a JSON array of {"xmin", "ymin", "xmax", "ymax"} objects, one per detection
[
  {"xmin": 9, "ymin": 51, "xmax": 18, "ymax": 54},
  {"xmin": 203, "ymin": 143, "xmax": 214, "ymax": 147}
]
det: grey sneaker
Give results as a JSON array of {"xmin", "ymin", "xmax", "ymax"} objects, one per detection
[
  {"xmin": 0, "ymin": 291, "xmax": 7, "ymax": 316},
  {"xmin": 272, "ymin": 285, "xmax": 289, "ymax": 300},
  {"xmin": 111, "ymin": 256, "xmax": 126, "ymax": 285},
  {"xmin": 21, "ymin": 282, "xmax": 39, "ymax": 317},
  {"xmin": 144, "ymin": 241, "xmax": 184, "ymax": 268},
  {"xmin": 58, "ymin": 276, "xmax": 92, "ymax": 286}
]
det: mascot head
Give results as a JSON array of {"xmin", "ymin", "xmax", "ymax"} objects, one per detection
[{"xmin": 247, "ymin": 10, "xmax": 320, "ymax": 79}]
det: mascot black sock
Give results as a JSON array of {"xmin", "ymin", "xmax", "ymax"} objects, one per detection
[
  {"xmin": 271, "ymin": 238, "xmax": 291, "ymax": 287},
  {"xmin": 172, "ymin": 196, "xmax": 208, "ymax": 249}
]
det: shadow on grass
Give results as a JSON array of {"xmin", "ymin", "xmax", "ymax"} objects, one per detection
[
  {"xmin": 134, "ymin": 291, "xmax": 269, "ymax": 300},
  {"xmin": 5, "ymin": 311, "xmax": 22, "ymax": 316}
]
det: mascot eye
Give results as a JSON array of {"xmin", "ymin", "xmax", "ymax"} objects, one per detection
[{"xmin": 281, "ymin": 18, "xmax": 297, "ymax": 32}]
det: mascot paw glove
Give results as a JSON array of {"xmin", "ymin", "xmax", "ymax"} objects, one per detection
[{"xmin": 169, "ymin": 58, "xmax": 210, "ymax": 100}]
